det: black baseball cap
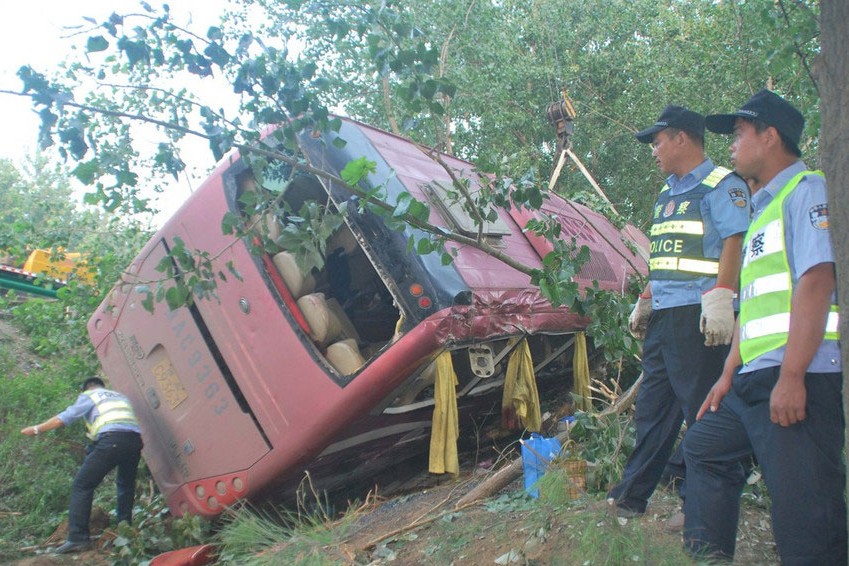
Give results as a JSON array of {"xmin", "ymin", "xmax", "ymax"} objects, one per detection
[
  {"xmin": 705, "ymin": 89, "xmax": 804, "ymax": 153},
  {"xmin": 635, "ymin": 105, "xmax": 705, "ymax": 143},
  {"xmin": 81, "ymin": 376, "xmax": 105, "ymax": 391}
]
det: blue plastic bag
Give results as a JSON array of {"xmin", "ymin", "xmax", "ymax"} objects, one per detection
[{"xmin": 521, "ymin": 433, "xmax": 561, "ymax": 498}]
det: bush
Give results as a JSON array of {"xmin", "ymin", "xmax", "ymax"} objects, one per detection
[{"xmin": 109, "ymin": 494, "xmax": 211, "ymax": 566}]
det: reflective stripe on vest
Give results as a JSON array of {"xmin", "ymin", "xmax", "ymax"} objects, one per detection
[
  {"xmin": 740, "ymin": 309, "xmax": 839, "ymax": 342},
  {"xmin": 84, "ymin": 389, "xmax": 139, "ymax": 440},
  {"xmin": 648, "ymin": 256, "xmax": 719, "ymax": 275},
  {"xmin": 649, "ymin": 220, "xmax": 704, "ymax": 237},
  {"xmin": 738, "ymin": 170, "xmax": 839, "ymax": 363},
  {"xmin": 648, "ymin": 166, "xmax": 731, "ymax": 281}
]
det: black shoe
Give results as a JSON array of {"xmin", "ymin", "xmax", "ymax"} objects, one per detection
[
  {"xmin": 615, "ymin": 506, "xmax": 644, "ymax": 518},
  {"xmin": 54, "ymin": 540, "xmax": 91, "ymax": 554},
  {"xmin": 606, "ymin": 498, "xmax": 644, "ymax": 518}
]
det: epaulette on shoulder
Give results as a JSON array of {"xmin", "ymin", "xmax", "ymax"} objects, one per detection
[{"xmin": 702, "ymin": 166, "xmax": 734, "ymax": 188}]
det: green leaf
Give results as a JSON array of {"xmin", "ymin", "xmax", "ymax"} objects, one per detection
[
  {"xmin": 340, "ymin": 157, "xmax": 376, "ymax": 185},
  {"xmin": 165, "ymin": 285, "xmax": 189, "ymax": 310},
  {"xmin": 407, "ymin": 200, "xmax": 430, "ymax": 222},
  {"xmin": 301, "ymin": 61, "xmax": 318, "ymax": 79},
  {"xmin": 58, "ymin": 127, "xmax": 88, "ymax": 160},
  {"xmin": 416, "ymin": 238, "xmax": 433, "ymax": 254},
  {"xmin": 86, "ymin": 36, "xmax": 109, "ymax": 53},
  {"xmin": 220, "ymin": 211, "xmax": 240, "ymax": 235},
  {"xmin": 72, "ymin": 160, "xmax": 100, "ymax": 185},
  {"xmin": 393, "ymin": 192, "xmax": 412, "ymax": 217},
  {"xmin": 226, "ymin": 260, "xmax": 243, "ymax": 282},
  {"xmin": 203, "ymin": 42, "xmax": 230, "ymax": 67},
  {"xmin": 117, "ymin": 36, "xmax": 150, "ymax": 67},
  {"xmin": 141, "ymin": 292, "xmax": 154, "ymax": 313}
]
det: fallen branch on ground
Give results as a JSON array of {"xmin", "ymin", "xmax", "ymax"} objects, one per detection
[
  {"xmin": 454, "ymin": 427, "xmax": 576, "ymax": 508},
  {"xmin": 455, "ymin": 370, "xmax": 644, "ymax": 507},
  {"xmin": 357, "ymin": 499, "xmax": 483, "ymax": 551},
  {"xmin": 597, "ymin": 371, "xmax": 643, "ymax": 418}
]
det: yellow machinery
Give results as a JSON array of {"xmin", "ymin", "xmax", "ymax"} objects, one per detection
[{"xmin": 22, "ymin": 249, "xmax": 94, "ymax": 284}]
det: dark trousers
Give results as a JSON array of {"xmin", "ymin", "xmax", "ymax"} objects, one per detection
[
  {"xmin": 68, "ymin": 431, "xmax": 142, "ymax": 542},
  {"xmin": 607, "ymin": 305, "xmax": 728, "ymax": 513},
  {"xmin": 683, "ymin": 367, "xmax": 847, "ymax": 565}
]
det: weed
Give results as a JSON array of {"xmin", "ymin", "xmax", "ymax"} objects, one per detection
[
  {"xmin": 108, "ymin": 493, "xmax": 210, "ymax": 566},
  {"xmin": 216, "ymin": 503, "xmax": 357, "ymax": 566},
  {"xmin": 543, "ymin": 505, "xmax": 696, "ymax": 566},
  {"xmin": 537, "ymin": 468, "xmax": 590, "ymax": 508},
  {"xmin": 567, "ymin": 412, "xmax": 636, "ymax": 492}
]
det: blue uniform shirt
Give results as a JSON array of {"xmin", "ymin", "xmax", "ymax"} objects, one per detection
[
  {"xmin": 740, "ymin": 161, "xmax": 841, "ymax": 374},
  {"xmin": 651, "ymin": 158, "xmax": 751, "ymax": 310},
  {"xmin": 57, "ymin": 388, "xmax": 142, "ymax": 437}
]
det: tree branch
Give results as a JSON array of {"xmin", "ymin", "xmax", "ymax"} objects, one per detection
[
  {"xmin": 381, "ymin": 75, "xmax": 401, "ymax": 135},
  {"xmin": 777, "ymin": 0, "xmax": 820, "ymax": 96}
]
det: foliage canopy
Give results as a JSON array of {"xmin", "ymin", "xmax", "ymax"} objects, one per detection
[{"xmin": 2, "ymin": 0, "xmax": 821, "ymax": 360}]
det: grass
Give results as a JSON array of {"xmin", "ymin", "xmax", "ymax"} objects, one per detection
[
  {"xmin": 564, "ymin": 507, "xmax": 696, "ymax": 566},
  {"xmin": 216, "ymin": 503, "xmax": 358, "ymax": 566},
  {"xmin": 211, "ymin": 480, "xmax": 706, "ymax": 566},
  {"xmin": 0, "ymin": 345, "xmax": 86, "ymax": 560}
]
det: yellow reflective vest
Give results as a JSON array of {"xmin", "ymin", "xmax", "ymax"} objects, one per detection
[
  {"xmin": 738, "ymin": 170, "xmax": 839, "ymax": 364},
  {"xmin": 83, "ymin": 389, "xmax": 139, "ymax": 440}
]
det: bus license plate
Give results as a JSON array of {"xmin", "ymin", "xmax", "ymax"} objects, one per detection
[{"xmin": 152, "ymin": 357, "xmax": 188, "ymax": 410}]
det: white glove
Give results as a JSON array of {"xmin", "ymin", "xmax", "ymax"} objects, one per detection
[
  {"xmin": 700, "ymin": 287, "xmax": 735, "ymax": 346},
  {"xmin": 628, "ymin": 296, "xmax": 653, "ymax": 340}
]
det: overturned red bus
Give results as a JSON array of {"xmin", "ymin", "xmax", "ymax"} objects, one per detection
[{"xmin": 87, "ymin": 117, "xmax": 648, "ymax": 518}]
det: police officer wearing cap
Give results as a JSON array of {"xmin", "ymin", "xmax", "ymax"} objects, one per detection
[
  {"xmin": 683, "ymin": 89, "xmax": 846, "ymax": 564},
  {"xmin": 607, "ymin": 105, "xmax": 750, "ymax": 524},
  {"xmin": 21, "ymin": 377, "xmax": 143, "ymax": 554}
]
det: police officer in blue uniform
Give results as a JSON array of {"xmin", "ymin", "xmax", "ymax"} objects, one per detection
[
  {"xmin": 607, "ymin": 106, "xmax": 751, "ymax": 526},
  {"xmin": 21, "ymin": 377, "xmax": 143, "ymax": 554},
  {"xmin": 683, "ymin": 90, "xmax": 846, "ymax": 564}
]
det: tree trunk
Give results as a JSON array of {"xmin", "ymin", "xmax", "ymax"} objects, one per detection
[{"xmin": 819, "ymin": 0, "xmax": 849, "ymax": 544}]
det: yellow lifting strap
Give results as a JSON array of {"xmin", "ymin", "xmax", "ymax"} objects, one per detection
[
  {"xmin": 502, "ymin": 337, "xmax": 542, "ymax": 432},
  {"xmin": 572, "ymin": 332, "xmax": 592, "ymax": 411},
  {"xmin": 429, "ymin": 351, "xmax": 460, "ymax": 475},
  {"xmin": 392, "ymin": 315, "xmax": 406, "ymax": 342}
]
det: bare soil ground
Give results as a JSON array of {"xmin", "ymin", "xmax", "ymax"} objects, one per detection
[{"xmin": 333, "ymin": 469, "xmax": 779, "ymax": 566}]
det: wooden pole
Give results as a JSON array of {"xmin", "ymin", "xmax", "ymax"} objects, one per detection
[{"xmin": 565, "ymin": 148, "xmax": 620, "ymax": 216}]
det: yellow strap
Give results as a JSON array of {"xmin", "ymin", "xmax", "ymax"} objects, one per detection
[
  {"xmin": 572, "ymin": 333, "xmax": 592, "ymax": 412},
  {"xmin": 502, "ymin": 338, "xmax": 542, "ymax": 432},
  {"xmin": 428, "ymin": 352, "xmax": 459, "ymax": 475},
  {"xmin": 391, "ymin": 315, "xmax": 406, "ymax": 343}
]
